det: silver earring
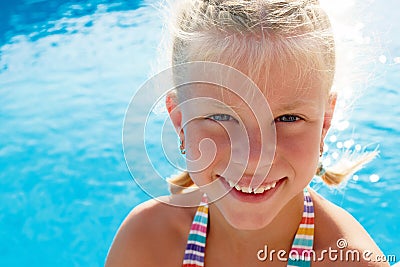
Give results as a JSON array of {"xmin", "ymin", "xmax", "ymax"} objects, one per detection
[
  {"xmin": 316, "ymin": 161, "xmax": 326, "ymax": 177},
  {"xmin": 179, "ymin": 139, "xmax": 186, "ymax": 154},
  {"xmin": 320, "ymin": 142, "xmax": 324, "ymax": 157},
  {"xmin": 317, "ymin": 144, "xmax": 326, "ymax": 176}
]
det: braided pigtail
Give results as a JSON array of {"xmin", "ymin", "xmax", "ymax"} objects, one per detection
[
  {"xmin": 317, "ymin": 149, "xmax": 379, "ymax": 186},
  {"xmin": 167, "ymin": 172, "xmax": 195, "ymax": 194}
]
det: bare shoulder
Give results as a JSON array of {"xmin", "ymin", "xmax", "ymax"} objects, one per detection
[
  {"xmin": 105, "ymin": 193, "xmax": 199, "ymax": 267},
  {"xmin": 309, "ymin": 189, "xmax": 389, "ymax": 267}
]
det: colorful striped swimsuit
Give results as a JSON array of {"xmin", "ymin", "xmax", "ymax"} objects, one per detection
[{"xmin": 182, "ymin": 188, "xmax": 315, "ymax": 267}]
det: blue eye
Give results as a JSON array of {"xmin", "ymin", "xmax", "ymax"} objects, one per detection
[
  {"xmin": 276, "ymin": 114, "xmax": 301, "ymax": 123},
  {"xmin": 207, "ymin": 114, "xmax": 236, "ymax": 122}
]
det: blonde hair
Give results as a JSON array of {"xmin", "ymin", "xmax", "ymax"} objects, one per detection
[{"xmin": 164, "ymin": 0, "xmax": 376, "ymax": 193}]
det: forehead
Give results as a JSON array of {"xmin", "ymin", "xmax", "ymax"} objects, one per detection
[{"xmin": 180, "ymin": 63, "xmax": 326, "ymax": 111}]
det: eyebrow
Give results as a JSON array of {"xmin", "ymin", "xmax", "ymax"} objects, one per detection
[
  {"xmin": 206, "ymin": 98, "xmax": 320, "ymax": 115},
  {"xmin": 209, "ymin": 101, "xmax": 240, "ymax": 111},
  {"xmin": 272, "ymin": 99, "xmax": 320, "ymax": 114}
]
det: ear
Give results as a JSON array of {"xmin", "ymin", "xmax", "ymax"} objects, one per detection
[
  {"xmin": 321, "ymin": 92, "xmax": 337, "ymax": 140},
  {"xmin": 166, "ymin": 92, "xmax": 184, "ymax": 139}
]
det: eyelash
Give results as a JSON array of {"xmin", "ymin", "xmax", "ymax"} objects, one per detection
[
  {"xmin": 275, "ymin": 114, "xmax": 302, "ymax": 123},
  {"xmin": 207, "ymin": 114, "xmax": 238, "ymax": 122},
  {"xmin": 206, "ymin": 114, "xmax": 302, "ymax": 123}
]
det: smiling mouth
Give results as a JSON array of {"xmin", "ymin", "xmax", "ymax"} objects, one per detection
[{"xmin": 218, "ymin": 175, "xmax": 283, "ymax": 194}]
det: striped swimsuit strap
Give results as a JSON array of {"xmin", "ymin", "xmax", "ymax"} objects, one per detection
[
  {"xmin": 182, "ymin": 194, "xmax": 208, "ymax": 267},
  {"xmin": 182, "ymin": 188, "xmax": 314, "ymax": 267},
  {"xmin": 287, "ymin": 188, "xmax": 315, "ymax": 267}
]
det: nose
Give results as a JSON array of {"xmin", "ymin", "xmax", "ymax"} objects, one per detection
[
  {"xmin": 247, "ymin": 124, "xmax": 275, "ymax": 174},
  {"xmin": 229, "ymin": 118, "xmax": 276, "ymax": 180}
]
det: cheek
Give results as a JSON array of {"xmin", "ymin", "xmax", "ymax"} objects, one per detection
[
  {"xmin": 185, "ymin": 122, "xmax": 230, "ymax": 155},
  {"xmin": 279, "ymin": 130, "xmax": 320, "ymax": 154},
  {"xmin": 184, "ymin": 121, "xmax": 232, "ymax": 178},
  {"xmin": 277, "ymin": 123, "xmax": 322, "ymax": 171}
]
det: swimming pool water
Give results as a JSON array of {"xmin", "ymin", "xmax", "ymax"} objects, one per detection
[{"xmin": 0, "ymin": 0, "xmax": 399, "ymax": 266}]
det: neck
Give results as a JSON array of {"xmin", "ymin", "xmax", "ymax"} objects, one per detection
[{"xmin": 207, "ymin": 190, "xmax": 304, "ymax": 252}]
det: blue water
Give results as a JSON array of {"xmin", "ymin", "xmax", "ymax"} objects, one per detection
[{"xmin": 0, "ymin": 0, "xmax": 399, "ymax": 266}]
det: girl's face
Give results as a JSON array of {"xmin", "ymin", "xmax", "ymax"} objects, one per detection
[{"xmin": 168, "ymin": 63, "xmax": 335, "ymax": 230}]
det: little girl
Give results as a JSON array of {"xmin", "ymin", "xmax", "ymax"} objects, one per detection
[{"xmin": 106, "ymin": 0, "xmax": 388, "ymax": 266}]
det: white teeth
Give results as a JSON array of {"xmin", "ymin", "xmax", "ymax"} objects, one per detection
[
  {"xmin": 243, "ymin": 187, "xmax": 252, "ymax": 193},
  {"xmin": 253, "ymin": 187, "xmax": 265, "ymax": 194},
  {"xmin": 227, "ymin": 179, "xmax": 278, "ymax": 194}
]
